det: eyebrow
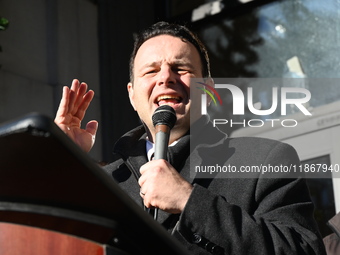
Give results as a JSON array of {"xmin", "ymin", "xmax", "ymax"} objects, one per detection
[
  {"xmin": 139, "ymin": 60, "xmax": 196, "ymax": 71},
  {"xmin": 172, "ymin": 60, "xmax": 196, "ymax": 69},
  {"xmin": 139, "ymin": 61, "xmax": 159, "ymax": 70}
]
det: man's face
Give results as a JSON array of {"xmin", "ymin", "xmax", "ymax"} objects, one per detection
[{"xmin": 128, "ymin": 35, "xmax": 206, "ymax": 142}]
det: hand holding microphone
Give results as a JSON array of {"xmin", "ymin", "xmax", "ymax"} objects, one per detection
[{"xmin": 139, "ymin": 105, "xmax": 193, "ymax": 214}]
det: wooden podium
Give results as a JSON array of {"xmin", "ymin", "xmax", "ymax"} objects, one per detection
[{"xmin": 0, "ymin": 113, "xmax": 189, "ymax": 255}]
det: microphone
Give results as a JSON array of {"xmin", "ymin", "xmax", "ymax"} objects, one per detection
[
  {"xmin": 146, "ymin": 105, "xmax": 176, "ymax": 220},
  {"xmin": 152, "ymin": 105, "xmax": 177, "ymax": 160}
]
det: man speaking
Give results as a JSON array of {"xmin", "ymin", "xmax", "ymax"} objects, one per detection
[{"xmin": 54, "ymin": 22, "xmax": 325, "ymax": 254}]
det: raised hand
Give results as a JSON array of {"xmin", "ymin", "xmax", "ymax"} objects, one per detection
[{"xmin": 54, "ymin": 79, "xmax": 98, "ymax": 152}]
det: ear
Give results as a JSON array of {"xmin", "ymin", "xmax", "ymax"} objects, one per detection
[{"xmin": 127, "ymin": 82, "xmax": 136, "ymax": 111}]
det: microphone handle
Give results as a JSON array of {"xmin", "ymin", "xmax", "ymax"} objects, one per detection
[
  {"xmin": 154, "ymin": 124, "xmax": 171, "ymax": 160},
  {"xmin": 146, "ymin": 124, "xmax": 170, "ymax": 220}
]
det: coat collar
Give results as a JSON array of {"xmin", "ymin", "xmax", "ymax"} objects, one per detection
[{"xmin": 112, "ymin": 117, "xmax": 228, "ymax": 225}]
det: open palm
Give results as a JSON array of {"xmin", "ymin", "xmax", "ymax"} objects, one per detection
[{"xmin": 54, "ymin": 79, "xmax": 98, "ymax": 152}]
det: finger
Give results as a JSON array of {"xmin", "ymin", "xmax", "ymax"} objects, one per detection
[
  {"xmin": 74, "ymin": 89, "xmax": 94, "ymax": 120},
  {"xmin": 55, "ymin": 86, "xmax": 70, "ymax": 121},
  {"xmin": 138, "ymin": 174, "xmax": 146, "ymax": 187},
  {"xmin": 85, "ymin": 120, "xmax": 98, "ymax": 136},
  {"xmin": 70, "ymin": 79, "xmax": 80, "ymax": 91},
  {"xmin": 140, "ymin": 189, "xmax": 146, "ymax": 197},
  {"xmin": 68, "ymin": 79, "xmax": 81, "ymax": 114},
  {"xmin": 74, "ymin": 82, "xmax": 88, "ymax": 110},
  {"xmin": 140, "ymin": 159, "xmax": 168, "ymax": 176},
  {"xmin": 139, "ymin": 160, "xmax": 156, "ymax": 175},
  {"xmin": 86, "ymin": 121, "xmax": 98, "ymax": 148},
  {"xmin": 143, "ymin": 198, "xmax": 152, "ymax": 209}
]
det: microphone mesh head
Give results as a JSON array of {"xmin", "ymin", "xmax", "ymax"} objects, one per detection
[{"xmin": 152, "ymin": 105, "xmax": 177, "ymax": 129}]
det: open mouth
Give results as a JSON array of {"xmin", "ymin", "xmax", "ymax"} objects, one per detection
[{"xmin": 156, "ymin": 95, "xmax": 182, "ymax": 106}]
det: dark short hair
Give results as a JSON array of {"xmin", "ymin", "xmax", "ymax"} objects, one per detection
[{"xmin": 129, "ymin": 21, "xmax": 211, "ymax": 82}]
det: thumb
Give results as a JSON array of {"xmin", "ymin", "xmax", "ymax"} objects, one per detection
[{"xmin": 86, "ymin": 120, "xmax": 98, "ymax": 137}]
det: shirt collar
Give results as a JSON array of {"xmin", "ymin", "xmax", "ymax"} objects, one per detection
[{"xmin": 146, "ymin": 138, "xmax": 180, "ymax": 161}]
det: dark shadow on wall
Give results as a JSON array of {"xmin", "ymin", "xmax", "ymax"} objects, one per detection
[
  {"xmin": 193, "ymin": 11, "xmax": 264, "ymax": 136},
  {"xmin": 97, "ymin": 0, "xmax": 155, "ymax": 163}
]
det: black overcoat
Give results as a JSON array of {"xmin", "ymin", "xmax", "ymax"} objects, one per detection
[{"xmin": 104, "ymin": 120, "xmax": 326, "ymax": 255}]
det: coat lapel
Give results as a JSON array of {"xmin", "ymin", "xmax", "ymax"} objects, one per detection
[{"xmin": 113, "ymin": 120, "xmax": 229, "ymax": 227}]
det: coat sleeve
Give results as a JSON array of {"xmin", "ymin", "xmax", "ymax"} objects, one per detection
[{"xmin": 173, "ymin": 140, "xmax": 326, "ymax": 255}]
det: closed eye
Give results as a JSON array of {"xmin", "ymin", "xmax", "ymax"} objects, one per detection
[
  {"xmin": 175, "ymin": 68, "xmax": 191, "ymax": 75},
  {"xmin": 146, "ymin": 70, "xmax": 156, "ymax": 74},
  {"xmin": 144, "ymin": 69, "xmax": 158, "ymax": 75}
]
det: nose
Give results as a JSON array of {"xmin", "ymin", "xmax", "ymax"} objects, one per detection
[{"xmin": 157, "ymin": 65, "xmax": 176, "ymax": 86}]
